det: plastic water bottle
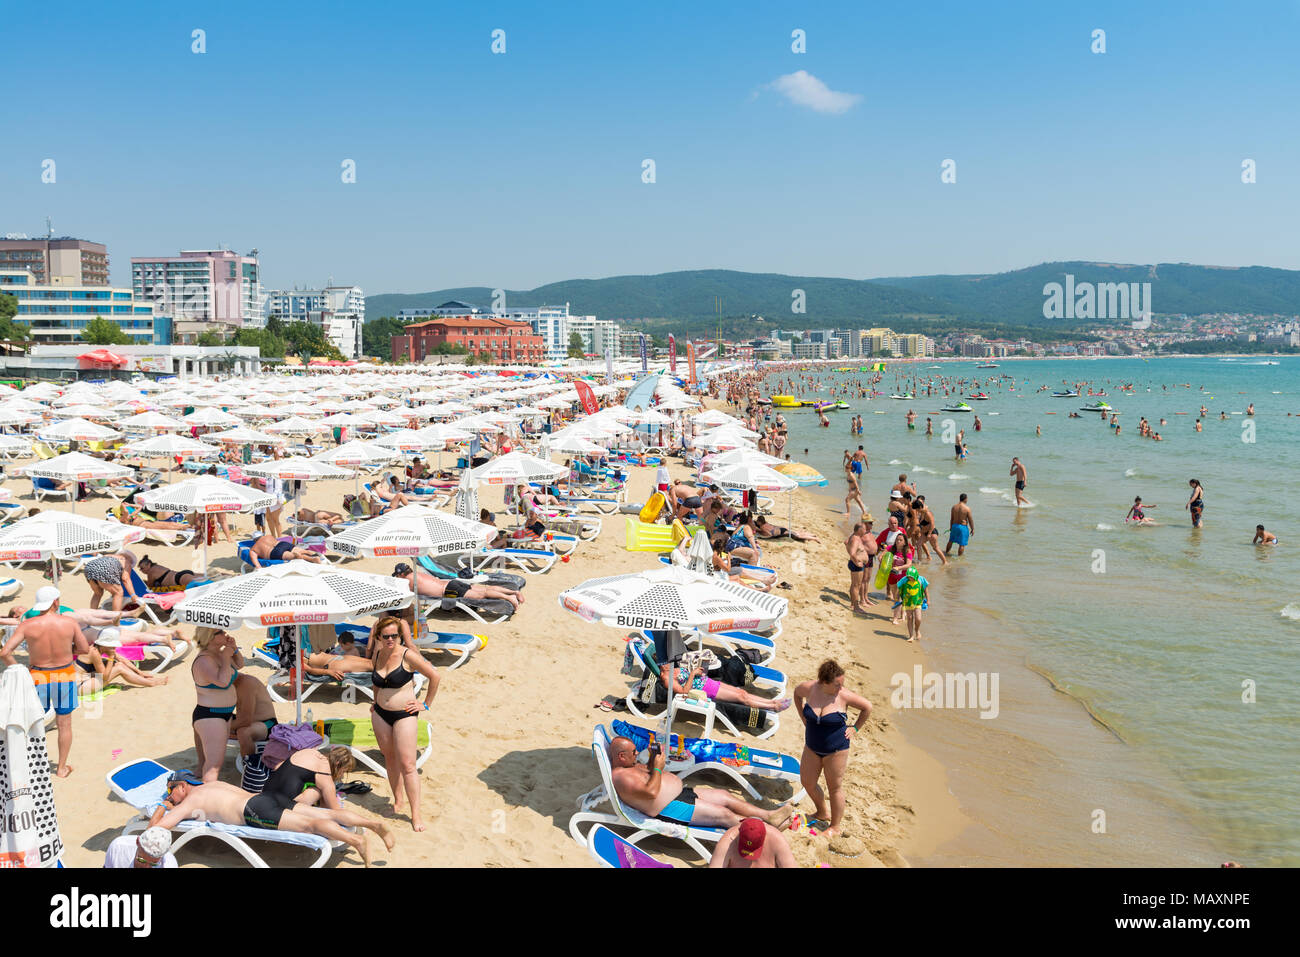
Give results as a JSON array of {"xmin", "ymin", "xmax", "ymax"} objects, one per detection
[{"xmin": 306, "ymin": 707, "xmax": 314, "ymax": 729}]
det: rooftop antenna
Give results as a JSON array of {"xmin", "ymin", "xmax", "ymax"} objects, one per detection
[{"xmin": 45, "ymin": 216, "xmax": 53, "ymax": 238}]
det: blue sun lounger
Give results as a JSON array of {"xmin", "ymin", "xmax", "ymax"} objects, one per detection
[{"xmin": 106, "ymin": 757, "xmax": 338, "ymax": 868}]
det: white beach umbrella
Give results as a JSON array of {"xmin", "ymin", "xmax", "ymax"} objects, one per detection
[
  {"xmin": 205, "ymin": 427, "xmax": 285, "ymax": 446},
  {"xmin": 241, "ymin": 457, "xmax": 351, "ymax": 482},
  {"xmin": 373, "ymin": 429, "xmax": 444, "ymax": 454},
  {"xmin": 325, "ymin": 503, "xmax": 495, "ymax": 559},
  {"xmin": 311, "ymin": 440, "xmax": 399, "ymax": 469},
  {"xmin": 700, "ymin": 448, "xmax": 785, "ymax": 470},
  {"xmin": 0, "ymin": 407, "xmax": 41, "ymax": 428},
  {"xmin": 174, "ymin": 561, "xmax": 414, "ymax": 723},
  {"xmin": 466, "ymin": 450, "xmax": 568, "ymax": 487},
  {"xmin": 691, "ymin": 409, "xmax": 741, "ymax": 427},
  {"xmin": 119, "ymin": 410, "xmax": 187, "ymax": 433},
  {"xmin": 0, "ymin": 434, "xmax": 33, "ymax": 455},
  {"xmin": 0, "ymin": 667, "xmax": 64, "ymax": 867},
  {"xmin": 138, "ymin": 474, "xmax": 279, "ymax": 573},
  {"xmin": 55, "ymin": 403, "xmax": 117, "ymax": 421},
  {"xmin": 120, "ymin": 433, "xmax": 221, "ymax": 460},
  {"xmin": 263, "ymin": 415, "xmax": 324, "ymax": 436},
  {"xmin": 37, "ymin": 417, "xmax": 122, "ymax": 443},
  {"xmin": 20, "ymin": 452, "xmax": 134, "ymax": 512},
  {"xmin": 557, "ymin": 563, "xmax": 788, "ymax": 744},
  {"xmin": 0, "ymin": 511, "xmax": 143, "ymax": 565},
  {"xmin": 181, "ymin": 407, "xmax": 242, "ymax": 428},
  {"xmin": 547, "ymin": 434, "xmax": 609, "ymax": 456},
  {"xmin": 699, "ymin": 462, "xmax": 798, "ymax": 492}
]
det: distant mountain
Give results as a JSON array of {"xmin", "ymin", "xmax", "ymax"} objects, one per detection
[{"xmin": 364, "ymin": 263, "xmax": 1300, "ymax": 331}]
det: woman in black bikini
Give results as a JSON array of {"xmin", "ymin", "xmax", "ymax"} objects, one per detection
[
  {"xmin": 137, "ymin": 555, "xmax": 200, "ymax": 590},
  {"xmin": 368, "ymin": 615, "xmax": 439, "ymax": 832},
  {"xmin": 792, "ymin": 660, "xmax": 873, "ymax": 839},
  {"xmin": 1186, "ymin": 479, "xmax": 1205, "ymax": 528},
  {"xmin": 191, "ymin": 627, "xmax": 243, "ymax": 783}
]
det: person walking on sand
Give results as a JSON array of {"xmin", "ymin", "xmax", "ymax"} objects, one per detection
[
  {"xmin": 1010, "ymin": 457, "xmax": 1028, "ymax": 506},
  {"xmin": 793, "ymin": 660, "xmax": 873, "ymax": 839},
  {"xmin": 0, "ymin": 586, "xmax": 92, "ymax": 777},
  {"xmin": 844, "ymin": 523, "xmax": 870, "ymax": 613}
]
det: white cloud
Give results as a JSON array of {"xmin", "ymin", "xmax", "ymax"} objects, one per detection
[{"xmin": 766, "ymin": 70, "xmax": 862, "ymax": 114}]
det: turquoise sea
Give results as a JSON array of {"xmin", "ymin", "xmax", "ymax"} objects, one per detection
[{"xmin": 761, "ymin": 356, "xmax": 1300, "ymax": 866}]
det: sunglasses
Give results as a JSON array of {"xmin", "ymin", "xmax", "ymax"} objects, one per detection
[{"xmin": 379, "ymin": 632, "xmax": 400, "ymax": 639}]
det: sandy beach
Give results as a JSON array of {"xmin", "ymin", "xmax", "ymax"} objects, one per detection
[{"xmin": 7, "ymin": 416, "xmax": 968, "ymax": 868}]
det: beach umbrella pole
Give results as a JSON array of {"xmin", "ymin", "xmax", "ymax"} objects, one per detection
[{"xmin": 296, "ymin": 623, "xmax": 304, "ymax": 725}]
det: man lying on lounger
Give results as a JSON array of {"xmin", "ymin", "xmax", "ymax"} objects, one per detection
[
  {"xmin": 607, "ymin": 735, "xmax": 793, "ymax": 830},
  {"xmin": 391, "ymin": 563, "xmax": 524, "ymax": 610},
  {"xmin": 151, "ymin": 770, "xmax": 394, "ymax": 867},
  {"xmin": 248, "ymin": 533, "xmax": 323, "ymax": 567}
]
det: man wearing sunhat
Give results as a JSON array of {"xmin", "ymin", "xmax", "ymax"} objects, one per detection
[
  {"xmin": 709, "ymin": 817, "xmax": 796, "ymax": 868},
  {"xmin": 1, "ymin": 585, "xmax": 91, "ymax": 777},
  {"xmin": 103, "ymin": 826, "xmax": 177, "ymax": 868}
]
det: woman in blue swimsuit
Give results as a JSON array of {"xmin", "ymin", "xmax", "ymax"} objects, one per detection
[
  {"xmin": 793, "ymin": 660, "xmax": 874, "ymax": 838},
  {"xmin": 191, "ymin": 627, "xmax": 243, "ymax": 783}
]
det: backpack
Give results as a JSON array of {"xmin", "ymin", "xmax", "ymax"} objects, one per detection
[
  {"xmin": 262, "ymin": 723, "xmax": 324, "ymax": 769},
  {"xmin": 241, "ymin": 751, "xmax": 270, "ymax": 794}
]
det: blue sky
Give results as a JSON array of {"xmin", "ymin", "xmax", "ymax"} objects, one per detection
[{"xmin": 3, "ymin": 0, "xmax": 1298, "ymax": 295}]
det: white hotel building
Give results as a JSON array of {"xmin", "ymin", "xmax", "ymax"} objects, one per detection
[{"xmin": 265, "ymin": 285, "xmax": 365, "ymax": 358}]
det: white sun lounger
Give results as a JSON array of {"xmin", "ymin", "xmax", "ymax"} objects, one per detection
[
  {"xmin": 314, "ymin": 716, "xmax": 435, "ymax": 779},
  {"xmin": 568, "ymin": 724, "xmax": 726, "ymax": 862},
  {"xmin": 106, "ymin": 757, "xmax": 338, "ymax": 868},
  {"xmin": 457, "ymin": 546, "xmax": 559, "ymax": 576}
]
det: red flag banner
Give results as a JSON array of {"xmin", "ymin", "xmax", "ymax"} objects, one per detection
[
  {"xmin": 574, "ymin": 379, "xmax": 599, "ymax": 415},
  {"xmin": 668, "ymin": 334, "xmax": 677, "ymax": 373},
  {"xmin": 686, "ymin": 342, "xmax": 697, "ymax": 388}
]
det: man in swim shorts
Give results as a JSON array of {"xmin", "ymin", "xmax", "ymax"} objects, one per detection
[
  {"xmin": 1253, "ymin": 525, "xmax": 1278, "ymax": 545},
  {"xmin": 607, "ymin": 736, "xmax": 793, "ymax": 829},
  {"xmin": 0, "ymin": 585, "xmax": 92, "ymax": 777},
  {"xmin": 248, "ymin": 533, "xmax": 323, "ymax": 567},
  {"xmin": 1010, "ymin": 457, "xmax": 1028, "ymax": 506},
  {"xmin": 844, "ymin": 523, "xmax": 870, "ymax": 613},
  {"xmin": 946, "ymin": 494, "xmax": 974, "ymax": 557}
]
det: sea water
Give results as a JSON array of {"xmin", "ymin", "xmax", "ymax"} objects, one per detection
[{"xmin": 761, "ymin": 356, "xmax": 1300, "ymax": 866}]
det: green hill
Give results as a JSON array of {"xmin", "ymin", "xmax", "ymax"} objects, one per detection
[{"xmin": 364, "ymin": 262, "xmax": 1300, "ymax": 332}]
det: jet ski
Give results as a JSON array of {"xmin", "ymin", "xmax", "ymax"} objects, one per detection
[
  {"xmin": 966, "ymin": 393, "xmax": 990, "ymax": 400},
  {"xmin": 941, "ymin": 402, "xmax": 974, "ymax": 412},
  {"xmin": 1052, "ymin": 391, "xmax": 1080, "ymax": 398},
  {"xmin": 1080, "ymin": 402, "xmax": 1114, "ymax": 412}
]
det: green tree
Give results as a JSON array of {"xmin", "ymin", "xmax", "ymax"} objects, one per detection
[
  {"xmin": 233, "ymin": 327, "xmax": 286, "ymax": 359},
  {"xmin": 80, "ymin": 317, "xmax": 132, "ymax": 345},
  {"xmin": 266, "ymin": 313, "xmax": 285, "ymax": 338},
  {"xmin": 361, "ymin": 316, "xmax": 407, "ymax": 357},
  {"xmin": 283, "ymin": 321, "xmax": 344, "ymax": 361},
  {"xmin": 0, "ymin": 293, "xmax": 30, "ymax": 340},
  {"xmin": 567, "ymin": 330, "xmax": 585, "ymax": 358},
  {"xmin": 196, "ymin": 329, "xmax": 226, "ymax": 347}
]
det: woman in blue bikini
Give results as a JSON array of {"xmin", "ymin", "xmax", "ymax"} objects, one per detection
[
  {"xmin": 191, "ymin": 627, "xmax": 244, "ymax": 783},
  {"xmin": 793, "ymin": 660, "xmax": 873, "ymax": 838}
]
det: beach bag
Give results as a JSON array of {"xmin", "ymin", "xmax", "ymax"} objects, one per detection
[
  {"xmin": 241, "ymin": 751, "xmax": 270, "ymax": 794},
  {"xmin": 716, "ymin": 653, "xmax": 752, "ymax": 689},
  {"xmin": 262, "ymin": 723, "xmax": 323, "ymax": 769}
]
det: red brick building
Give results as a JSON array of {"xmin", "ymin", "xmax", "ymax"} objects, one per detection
[{"xmin": 391, "ymin": 316, "xmax": 546, "ymax": 364}]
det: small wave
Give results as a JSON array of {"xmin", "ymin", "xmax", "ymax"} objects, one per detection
[
  {"xmin": 979, "ymin": 487, "xmax": 1003, "ymax": 495},
  {"xmin": 1282, "ymin": 603, "xmax": 1300, "ymax": 621},
  {"xmin": 1124, "ymin": 468, "xmax": 1139, "ymax": 478},
  {"xmin": 888, "ymin": 459, "xmax": 905, "ymax": 466},
  {"xmin": 913, "ymin": 466, "xmax": 937, "ymax": 474},
  {"xmin": 1096, "ymin": 523, "xmax": 1115, "ymax": 531},
  {"xmin": 948, "ymin": 472, "xmax": 969, "ymax": 481}
]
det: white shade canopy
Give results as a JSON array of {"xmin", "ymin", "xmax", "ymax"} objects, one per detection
[
  {"xmin": 700, "ymin": 462, "xmax": 799, "ymax": 493},
  {"xmin": 558, "ymin": 564, "xmax": 787, "ymax": 633},
  {"xmin": 241, "ymin": 457, "xmax": 351, "ymax": 481},
  {"xmin": 325, "ymin": 503, "xmax": 496, "ymax": 559},
  {"xmin": 0, "ymin": 512, "xmax": 143, "ymax": 562},
  {"xmin": 466, "ymin": 450, "xmax": 569, "ymax": 487},
  {"xmin": 21, "ymin": 451, "xmax": 133, "ymax": 482},
  {"xmin": 120, "ymin": 434, "xmax": 221, "ymax": 460},
  {"xmin": 37, "ymin": 418, "xmax": 122, "ymax": 443},
  {"xmin": 174, "ymin": 560, "xmax": 413, "ymax": 630},
  {"xmin": 138, "ymin": 475, "xmax": 279, "ymax": 514}
]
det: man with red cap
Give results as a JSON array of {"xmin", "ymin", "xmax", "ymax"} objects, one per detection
[{"xmin": 709, "ymin": 817, "xmax": 796, "ymax": 868}]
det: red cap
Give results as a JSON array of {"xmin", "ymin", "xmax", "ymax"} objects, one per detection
[{"xmin": 737, "ymin": 818, "xmax": 766, "ymax": 857}]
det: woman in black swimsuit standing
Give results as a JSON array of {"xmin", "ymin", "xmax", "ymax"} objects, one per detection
[
  {"xmin": 368, "ymin": 615, "xmax": 439, "ymax": 831},
  {"xmin": 792, "ymin": 660, "xmax": 873, "ymax": 839}
]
